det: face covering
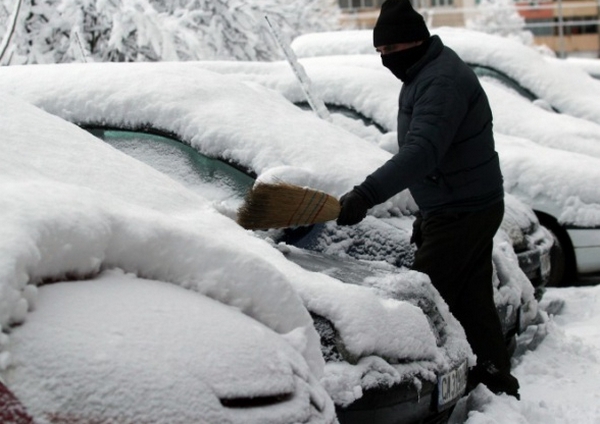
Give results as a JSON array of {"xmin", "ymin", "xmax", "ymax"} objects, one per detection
[{"xmin": 381, "ymin": 39, "xmax": 430, "ymax": 81}]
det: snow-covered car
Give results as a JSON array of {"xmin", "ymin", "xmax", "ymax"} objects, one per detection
[
  {"xmin": 0, "ymin": 93, "xmax": 337, "ymax": 423},
  {"xmin": 207, "ymin": 28, "xmax": 600, "ymax": 288},
  {"xmin": 0, "ymin": 73, "xmax": 477, "ymax": 423},
  {"xmin": 0, "ymin": 381, "xmax": 33, "ymax": 423}
]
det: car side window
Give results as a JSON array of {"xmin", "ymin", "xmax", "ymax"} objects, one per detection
[
  {"xmin": 88, "ymin": 129, "xmax": 255, "ymax": 200},
  {"xmin": 295, "ymin": 101, "xmax": 386, "ymax": 134}
]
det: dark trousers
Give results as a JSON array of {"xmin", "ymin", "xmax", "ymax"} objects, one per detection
[{"xmin": 412, "ymin": 201, "xmax": 511, "ymax": 372}]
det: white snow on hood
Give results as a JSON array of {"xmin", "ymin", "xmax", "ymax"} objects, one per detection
[{"xmin": 6, "ymin": 271, "xmax": 335, "ymax": 424}]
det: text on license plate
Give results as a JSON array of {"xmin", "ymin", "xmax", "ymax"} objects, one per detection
[{"xmin": 437, "ymin": 361, "xmax": 468, "ymax": 409}]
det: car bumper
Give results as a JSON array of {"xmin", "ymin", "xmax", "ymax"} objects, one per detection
[
  {"xmin": 516, "ymin": 241, "xmax": 552, "ymax": 289},
  {"xmin": 568, "ymin": 228, "xmax": 600, "ymax": 274},
  {"xmin": 335, "ymin": 362, "xmax": 467, "ymax": 424}
]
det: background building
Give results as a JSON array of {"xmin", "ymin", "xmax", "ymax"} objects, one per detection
[{"xmin": 337, "ymin": 0, "xmax": 600, "ymax": 57}]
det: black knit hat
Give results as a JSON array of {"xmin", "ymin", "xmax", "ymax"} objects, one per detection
[{"xmin": 373, "ymin": 0, "xmax": 430, "ymax": 47}]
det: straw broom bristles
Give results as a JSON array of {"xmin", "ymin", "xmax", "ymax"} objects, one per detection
[{"xmin": 237, "ymin": 182, "xmax": 341, "ymax": 230}]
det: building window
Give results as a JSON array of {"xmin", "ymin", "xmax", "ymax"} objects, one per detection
[
  {"xmin": 431, "ymin": 0, "xmax": 454, "ymax": 6},
  {"xmin": 338, "ymin": 0, "xmax": 385, "ymax": 10},
  {"xmin": 563, "ymin": 16, "xmax": 598, "ymax": 35},
  {"xmin": 526, "ymin": 16, "xmax": 599, "ymax": 37},
  {"xmin": 526, "ymin": 18, "xmax": 554, "ymax": 36}
]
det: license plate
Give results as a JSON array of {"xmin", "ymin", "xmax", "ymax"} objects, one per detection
[{"xmin": 437, "ymin": 361, "xmax": 468, "ymax": 409}]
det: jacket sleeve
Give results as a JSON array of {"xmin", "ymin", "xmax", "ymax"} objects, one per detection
[{"xmin": 357, "ymin": 76, "xmax": 469, "ymax": 206}]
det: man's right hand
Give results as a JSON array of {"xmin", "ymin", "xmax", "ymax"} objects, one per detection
[{"xmin": 336, "ymin": 189, "xmax": 371, "ymax": 226}]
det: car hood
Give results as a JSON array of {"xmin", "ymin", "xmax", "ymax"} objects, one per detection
[{"xmin": 5, "ymin": 272, "xmax": 334, "ymax": 424}]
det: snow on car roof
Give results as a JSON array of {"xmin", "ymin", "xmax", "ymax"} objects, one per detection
[
  {"xmin": 0, "ymin": 62, "xmax": 391, "ymax": 200},
  {"xmin": 197, "ymin": 55, "xmax": 400, "ymax": 133},
  {"xmin": 478, "ymin": 78, "xmax": 600, "ymax": 160}
]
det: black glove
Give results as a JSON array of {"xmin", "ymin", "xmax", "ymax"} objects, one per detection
[{"xmin": 336, "ymin": 189, "xmax": 371, "ymax": 226}]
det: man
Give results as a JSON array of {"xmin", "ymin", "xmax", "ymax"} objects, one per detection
[{"xmin": 336, "ymin": 0, "xmax": 520, "ymax": 399}]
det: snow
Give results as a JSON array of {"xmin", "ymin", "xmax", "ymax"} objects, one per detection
[
  {"xmin": 564, "ymin": 57, "xmax": 600, "ymax": 79},
  {"xmin": 1, "ymin": 0, "xmax": 340, "ymax": 63},
  {"xmin": 448, "ymin": 284, "xmax": 600, "ymax": 424},
  {"xmin": 1, "ymin": 24, "xmax": 600, "ymax": 422},
  {"xmin": 0, "ymin": 62, "xmax": 391, "ymax": 200},
  {"xmin": 433, "ymin": 27, "xmax": 600, "ymax": 126},
  {"xmin": 0, "ymin": 93, "xmax": 328, "ymax": 374},
  {"xmin": 495, "ymin": 135, "xmax": 600, "ymax": 226}
]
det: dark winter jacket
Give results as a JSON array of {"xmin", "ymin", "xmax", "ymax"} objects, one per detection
[{"xmin": 357, "ymin": 35, "xmax": 504, "ymax": 217}]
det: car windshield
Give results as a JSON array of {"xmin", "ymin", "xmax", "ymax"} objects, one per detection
[{"xmin": 87, "ymin": 128, "xmax": 255, "ymax": 202}]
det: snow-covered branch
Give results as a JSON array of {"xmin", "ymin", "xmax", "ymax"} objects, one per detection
[{"xmin": 0, "ymin": 0, "xmax": 340, "ymax": 64}]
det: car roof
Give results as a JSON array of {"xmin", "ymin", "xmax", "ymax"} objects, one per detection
[{"xmin": 0, "ymin": 62, "xmax": 390, "ymax": 201}]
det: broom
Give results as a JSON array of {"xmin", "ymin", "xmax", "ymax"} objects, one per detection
[{"xmin": 237, "ymin": 182, "xmax": 341, "ymax": 230}]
